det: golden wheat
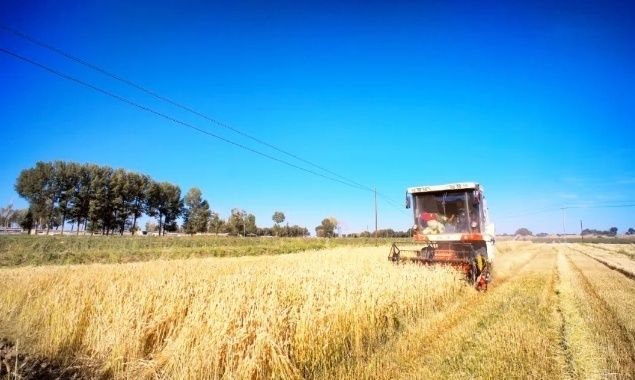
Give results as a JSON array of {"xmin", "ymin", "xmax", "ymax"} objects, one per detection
[
  {"xmin": 0, "ymin": 246, "xmax": 465, "ymax": 379},
  {"xmin": 1, "ymin": 241, "xmax": 633, "ymax": 379}
]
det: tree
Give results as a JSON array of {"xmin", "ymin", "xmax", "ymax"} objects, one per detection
[
  {"xmin": 51, "ymin": 161, "xmax": 80, "ymax": 235},
  {"xmin": 161, "ymin": 184, "xmax": 183, "ymax": 236},
  {"xmin": 287, "ymin": 225, "xmax": 309, "ymax": 237},
  {"xmin": 69, "ymin": 164, "xmax": 95, "ymax": 234},
  {"xmin": 271, "ymin": 211, "xmax": 285, "ymax": 236},
  {"xmin": 315, "ymin": 217, "xmax": 337, "ymax": 237},
  {"xmin": 0, "ymin": 204, "xmax": 16, "ymax": 228},
  {"xmin": 146, "ymin": 182, "xmax": 183, "ymax": 236},
  {"xmin": 626, "ymin": 228, "xmax": 635, "ymax": 236},
  {"xmin": 88, "ymin": 166, "xmax": 115, "ymax": 235},
  {"xmin": 15, "ymin": 162, "xmax": 55, "ymax": 233},
  {"xmin": 227, "ymin": 208, "xmax": 246, "ymax": 236},
  {"xmin": 515, "ymin": 227, "xmax": 533, "ymax": 236},
  {"xmin": 127, "ymin": 173, "xmax": 149, "ymax": 234},
  {"xmin": 111, "ymin": 169, "xmax": 131, "ymax": 235},
  {"xmin": 15, "ymin": 161, "xmax": 189, "ymax": 236},
  {"xmin": 183, "ymin": 188, "xmax": 212, "ymax": 235},
  {"xmin": 208, "ymin": 212, "xmax": 226, "ymax": 234},
  {"xmin": 245, "ymin": 213, "xmax": 257, "ymax": 235},
  {"xmin": 608, "ymin": 227, "xmax": 618, "ymax": 237},
  {"xmin": 18, "ymin": 208, "xmax": 34, "ymax": 233},
  {"xmin": 272, "ymin": 211, "xmax": 285, "ymax": 225}
]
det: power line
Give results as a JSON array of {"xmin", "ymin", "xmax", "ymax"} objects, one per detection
[
  {"xmin": 0, "ymin": 46, "xmax": 373, "ymax": 191},
  {"xmin": 1, "ymin": 24, "xmax": 409, "ymax": 211},
  {"xmin": 0, "ymin": 23, "xmax": 380, "ymax": 195},
  {"xmin": 0, "ymin": 45, "xmax": 409, "ymax": 215}
]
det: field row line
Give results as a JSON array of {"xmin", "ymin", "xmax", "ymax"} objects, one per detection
[
  {"xmin": 328, "ymin": 247, "xmax": 545, "ymax": 378},
  {"xmin": 563, "ymin": 250, "xmax": 635, "ymax": 371},
  {"xmin": 553, "ymin": 251, "xmax": 577, "ymax": 378},
  {"xmin": 567, "ymin": 245, "xmax": 635, "ymax": 281}
]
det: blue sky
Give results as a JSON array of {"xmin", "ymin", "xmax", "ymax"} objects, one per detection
[{"xmin": 1, "ymin": 0, "xmax": 634, "ymax": 234}]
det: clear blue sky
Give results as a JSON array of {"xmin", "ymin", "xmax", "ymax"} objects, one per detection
[{"xmin": 1, "ymin": 0, "xmax": 634, "ymax": 234}]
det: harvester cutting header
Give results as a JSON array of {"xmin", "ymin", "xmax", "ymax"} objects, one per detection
[{"xmin": 389, "ymin": 182, "xmax": 495, "ymax": 290}]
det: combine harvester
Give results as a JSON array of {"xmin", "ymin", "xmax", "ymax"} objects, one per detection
[{"xmin": 389, "ymin": 182, "xmax": 496, "ymax": 291}]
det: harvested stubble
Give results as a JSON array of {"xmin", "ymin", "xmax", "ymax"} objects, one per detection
[
  {"xmin": 0, "ymin": 246, "xmax": 466, "ymax": 379},
  {"xmin": 330, "ymin": 243, "xmax": 564, "ymax": 379}
]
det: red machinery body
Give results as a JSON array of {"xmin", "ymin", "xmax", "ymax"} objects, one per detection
[{"xmin": 389, "ymin": 182, "xmax": 495, "ymax": 291}]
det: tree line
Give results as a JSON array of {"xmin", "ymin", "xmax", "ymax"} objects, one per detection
[
  {"xmin": 345, "ymin": 228, "xmax": 412, "ymax": 238},
  {"xmin": 581, "ymin": 227, "xmax": 619, "ymax": 237},
  {"xmin": 513, "ymin": 227, "xmax": 634, "ymax": 237},
  {"xmin": 12, "ymin": 161, "xmax": 310, "ymax": 236},
  {"xmin": 15, "ymin": 161, "xmax": 181, "ymax": 235}
]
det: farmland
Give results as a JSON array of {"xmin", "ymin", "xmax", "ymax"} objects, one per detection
[
  {"xmin": 0, "ymin": 235, "xmax": 389, "ymax": 267},
  {"xmin": 1, "ymin": 240, "xmax": 635, "ymax": 379}
]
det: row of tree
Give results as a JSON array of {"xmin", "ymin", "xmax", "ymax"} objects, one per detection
[
  {"xmin": 345, "ymin": 229, "xmax": 412, "ymax": 238},
  {"xmin": 12, "ymin": 161, "xmax": 312, "ymax": 236},
  {"xmin": 514, "ymin": 227, "xmax": 634, "ymax": 237},
  {"xmin": 581, "ymin": 227, "xmax": 620, "ymax": 237},
  {"xmin": 15, "ymin": 161, "xmax": 182, "ymax": 235}
]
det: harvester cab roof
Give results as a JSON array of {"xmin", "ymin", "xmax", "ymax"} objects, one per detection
[{"xmin": 390, "ymin": 182, "xmax": 496, "ymax": 291}]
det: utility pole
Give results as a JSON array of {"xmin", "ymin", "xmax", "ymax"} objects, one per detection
[
  {"xmin": 561, "ymin": 207, "xmax": 566, "ymax": 240},
  {"xmin": 374, "ymin": 187, "xmax": 378, "ymax": 243},
  {"xmin": 580, "ymin": 220, "xmax": 583, "ymax": 240}
]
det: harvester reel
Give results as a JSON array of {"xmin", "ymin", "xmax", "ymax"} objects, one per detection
[{"xmin": 390, "ymin": 241, "xmax": 491, "ymax": 291}]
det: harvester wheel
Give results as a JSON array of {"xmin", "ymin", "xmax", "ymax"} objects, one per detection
[
  {"xmin": 473, "ymin": 249, "xmax": 488, "ymax": 291},
  {"xmin": 475, "ymin": 271, "xmax": 488, "ymax": 291}
]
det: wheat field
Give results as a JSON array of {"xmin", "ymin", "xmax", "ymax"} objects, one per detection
[{"xmin": 1, "ymin": 241, "xmax": 634, "ymax": 379}]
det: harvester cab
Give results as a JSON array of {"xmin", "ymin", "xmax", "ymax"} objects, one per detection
[{"xmin": 388, "ymin": 182, "xmax": 495, "ymax": 291}]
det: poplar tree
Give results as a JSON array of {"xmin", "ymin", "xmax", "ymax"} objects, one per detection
[{"xmin": 183, "ymin": 187, "xmax": 211, "ymax": 235}]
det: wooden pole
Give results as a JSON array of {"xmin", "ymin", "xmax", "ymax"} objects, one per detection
[{"xmin": 374, "ymin": 187, "xmax": 378, "ymax": 242}]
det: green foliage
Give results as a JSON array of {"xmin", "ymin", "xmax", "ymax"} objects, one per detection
[
  {"xmin": 18, "ymin": 208, "xmax": 34, "ymax": 232},
  {"xmin": 15, "ymin": 161, "xmax": 55, "ymax": 232},
  {"xmin": 13, "ymin": 161, "xmax": 315, "ymax": 239},
  {"xmin": 144, "ymin": 182, "xmax": 183, "ymax": 236},
  {"xmin": 15, "ymin": 161, "xmax": 177, "ymax": 236},
  {"xmin": 226, "ymin": 208, "xmax": 252, "ymax": 236},
  {"xmin": 183, "ymin": 188, "xmax": 211, "ymax": 234},
  {"xmin": 272, "ymin": 211, "xmax": 285, "ymax": 225},
  {"xmin": 346, "ymin": 229, "xmax": 411, "ymax": 238},
  {"xmin": 582, "ymin": 227, "xmax": 619, "ymax": 237},
  {"xmin": 0, "ymin": 235, "xmax": 392, "ymax": 267},
  {"xmin": 515, "ymin": 227, "xmax": 533, "ymax": 236},
  {"xmin": 245, "ymin": 213, "xmax": 257, "ymax": 235},
  {"xmin": 316, "ymin": 217, "xmax": 338, "ymax": 237},
  {"xmin": 208, "ymin": 212, "xmax": 225, "ymax": 234}
]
